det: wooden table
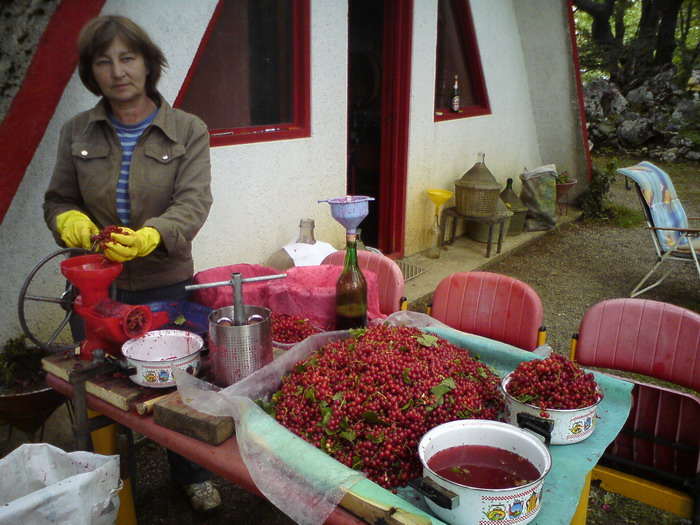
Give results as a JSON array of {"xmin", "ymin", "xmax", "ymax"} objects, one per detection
[
  {"xmin": 440, "ymin": 206, "xmax": 509, "ymax": 257},
  {"xmin": 44, "ymin": 372, "xmax": 367, "ymax": 525}
]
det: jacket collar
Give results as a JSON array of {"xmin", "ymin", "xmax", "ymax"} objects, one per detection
[{"xmin": 85, "ymin": 92, "xmax": 178, "ymax": 143}]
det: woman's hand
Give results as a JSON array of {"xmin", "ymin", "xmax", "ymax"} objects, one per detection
[
  {"xmin": 56, "ymin": 210, "xmax": 99, "ymax": 250},
  {"xmin": 103, "ymin": 227, "xmax": 160, "ymax": 262}
]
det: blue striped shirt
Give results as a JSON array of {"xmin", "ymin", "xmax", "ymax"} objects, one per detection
[{"xmin": 110, "ymin": 109, "xmax": 158, "ymax": 226}]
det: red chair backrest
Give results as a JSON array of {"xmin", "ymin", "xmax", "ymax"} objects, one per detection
[
  {"xmin": 430, "ymin": 271, "xmax": 543, "ymax": 351},
  {"xmin": 574, "ymin": 298, "xmax": 700, "ymax": 484},
  {"xmin": 321, "ymin": 250, "xmax": 405, "ymax": 316},
  {"xmin": 576, "ymin": 298, "xmax": 700, "ymax": 392}
]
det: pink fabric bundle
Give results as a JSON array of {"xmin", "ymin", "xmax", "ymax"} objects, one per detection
[
  {"xmin": 192, "ymin": 264, "xmax": 384, "ymax": 329},
  {"xmin": 192, "ymin": 263, "xmax": 281, "ymax": 310}
]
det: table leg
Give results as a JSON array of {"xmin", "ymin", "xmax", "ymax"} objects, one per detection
[
  {"xmin": 485, "ymin": 225, "xmax": 494, "ymax": 258},
  {"xmin": 570, "ymin": 470, "xmax": 592, "ymax": 524},
  {"xmin": 496, "ymin": 222, "xmax": 505, "ymax": 254}
]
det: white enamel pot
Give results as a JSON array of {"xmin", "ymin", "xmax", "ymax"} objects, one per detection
[
  {"xmin": 121, "ymin": 330, "xmax": 204, "ymax": 388},
  {"xmin": 413, "ymin": 419, "xmax": 551, "ymax": 525},
  {"xmin": 502, "ymin": 373, "xmax": 602, "ymax": 445}
]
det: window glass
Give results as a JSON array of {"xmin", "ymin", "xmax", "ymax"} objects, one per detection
[
  {"xmin": 176, "ymin": 0, "xmax": 309, "ymax": 145},
  {"xmin": 434, "ymin": 0, "xmax": 489, "ymax": 120}
]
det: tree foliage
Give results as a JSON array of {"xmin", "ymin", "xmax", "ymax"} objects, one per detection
[{"xmin": 574, "ymin": 0, "xmax": 700, "ymax": 91}]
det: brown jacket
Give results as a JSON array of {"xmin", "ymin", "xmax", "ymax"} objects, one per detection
[{"xmin": 44, "ymin": 94, "xmax": 213, "ymax": 291}]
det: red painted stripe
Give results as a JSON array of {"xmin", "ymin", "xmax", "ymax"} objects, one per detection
[
  {"xmin": 0, "ymin": 0, "xmax": 105, "ymax": 224},
  {"xmin": 566, "ymin": 0, "xmax": 592, "ymax": 182}
]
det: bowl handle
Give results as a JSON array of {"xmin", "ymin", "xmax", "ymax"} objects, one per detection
[
  {"xmin": 517, "ymin": 412, "xmax": 553, "ymax": 446},
  {"xmin": 408, "ymin": 477, "xmax": 460, "ymax": 510}
]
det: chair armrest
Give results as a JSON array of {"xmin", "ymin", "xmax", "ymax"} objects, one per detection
[{"xmin": 647, "ymin": 226, "xmax": 700, "ymax": 234}]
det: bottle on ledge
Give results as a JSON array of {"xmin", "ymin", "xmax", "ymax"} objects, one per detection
[
  {"xmin": 450, "ymin": 75, "xmax": 460, "ymax": 113},
  {"xmin": 335, "ymin": 231, "xmax": 368, "ymax": 330}
]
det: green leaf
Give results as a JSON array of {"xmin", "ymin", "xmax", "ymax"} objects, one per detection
[
  {"xmin": 402, "ymin": 367, "xmax": 412, "ymax": 384},
  {"xmin": 339, "ymin": 429, "xmax": 356, "ymax": 443},
  {"xmin": 414, "ymin": 334, "xmax": 439, "ymax": 347},
  {"xmin": 349, "ymin": 328, "xmax": 368, "ymax": 338},
  {"xmin": 305, "ymin": 387, "xmax": 317, "ymax": 403},
  {"xmin": 173, "ymin": 313, "xmax": 186, "ymax": 326},
  {"xmin": 367, "ymin": 432, "xmax": 385, "ymax": 443},
  {"xmin": 352, "ymin": 456, "xmax": 363, "ymax": 469},
  {"xmin": 254, "ymin": 398, "xmax": 276, "ymax": 417},
  {"xmin": 362, "ymin": 411, "xmax": 389, "ymax": 426},
  {"xmin": 431, "ymin": 377, "xmax": 456, "ymax": 400}
]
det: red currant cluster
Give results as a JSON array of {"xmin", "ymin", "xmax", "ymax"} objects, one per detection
[
  {"xmin": 269, "ymin": 325, "xmax": 504, "ymax": 489},
  {"xmin": 270, "ymin": 313, "xmax": 322, "ymax": 344},
  {"xmin": 91, "ymin": 225, "xmax": 126, "ymax": 249},
  {"xmin": 506, "ymin": 353, "xmax": 603, "ymax": 417}
]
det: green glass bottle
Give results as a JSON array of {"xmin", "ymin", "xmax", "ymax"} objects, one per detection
[
  {"xmin": 335, "ymin": 232, "xmax": 368, "ymax": 330},
  {"xmin": 450, "ymin": 75, "xmax": 460, "ymax": 112}
]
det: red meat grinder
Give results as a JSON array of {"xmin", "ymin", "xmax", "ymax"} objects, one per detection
[{"xmin": 60, "ymin": 254, "xmax": 168, "ymax": 360}]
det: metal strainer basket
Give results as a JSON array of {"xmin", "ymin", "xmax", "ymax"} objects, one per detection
[{"xmin": 208, "ymin": 305, "xmax": 273, "ymax": 387}]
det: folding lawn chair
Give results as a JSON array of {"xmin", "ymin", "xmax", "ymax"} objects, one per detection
[
  {"xmin": 571, "ymin": 298, "xmax": 700, "ymax": 524},
  {"xmin": 429, "ymin": 271, "xmax": 547, "ymax": 351},
  {"xmin": 617, "ymin": 161, "xmax": 700, "ymax": 297}
]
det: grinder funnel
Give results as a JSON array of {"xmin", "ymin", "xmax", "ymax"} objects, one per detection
[
  {"xmin": 318, "ymin": 195, "xmax": 375, "ymax": 234},
  {"xmin": 60, "ymin": 254, "xmax": 122, "ymax": 308}
]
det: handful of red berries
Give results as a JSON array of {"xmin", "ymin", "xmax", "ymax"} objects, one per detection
[
  {"xmin": 270, "ymin": 313, "xmax": 322, "ymax": 344},
  {"xmin": 505, "ymin": 353, "xmax": 603, "ymax": 417},
  {"xmin": 91, "ymin": 225, "xmax": 127, "ymax": 249}
]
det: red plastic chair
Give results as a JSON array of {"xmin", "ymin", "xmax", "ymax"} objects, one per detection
[
  {"xmin": 321, "ymin": 250, "xmax": 405, "ymax": 316},
  {"xmin": 571, "ymin": 298, "xmax": 700, "ymax": 523},
  {"xmin": 429, "ymin": 271, "xmax": 545, "ymax": 351}
]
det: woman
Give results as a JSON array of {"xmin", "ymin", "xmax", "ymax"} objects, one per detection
[{"xmin": 43, "ymin": 15, "xmax": 218, "ymax": 513}]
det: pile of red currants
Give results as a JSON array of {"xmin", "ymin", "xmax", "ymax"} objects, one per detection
[
  {"xmin": 270, "ymin": 312, "xmax": 322, "ymax": 344},
  {"xmin": 269, "ymin": 324, "xmax": 505, "ymax": 489},
  {"xmin": 505, "ymin": 353, "xmax": 603, "ymax": 418}
]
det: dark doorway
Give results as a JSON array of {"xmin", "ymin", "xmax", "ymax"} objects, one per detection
[
  {"xmin": 348, "ymin": 0, "xmax": 383, "ymax": 249},
  {"xmin": 347, "ymin": 1, "xmax": 412, "ymax": 257}
]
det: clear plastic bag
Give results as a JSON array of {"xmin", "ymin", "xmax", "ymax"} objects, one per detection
[
  {"xmin": 174, "ymin": 313, "xmax": 448, "ymax": 525},
  {"xmin": 519, "ymin": 164, "xmax": 557, "ymax": 231}
]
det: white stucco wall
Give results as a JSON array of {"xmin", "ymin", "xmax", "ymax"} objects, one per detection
[
  {"xmin": 0, "ymin": 0, "xmax": 585, "ymax": 344},
  {"xmin": 403, "ymin": 0, "xmax": 584, "ymax": 255}
]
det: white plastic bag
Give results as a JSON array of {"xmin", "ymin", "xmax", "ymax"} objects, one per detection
[{"xmin": 0, "ymin": 443, "xmax": 121, "ymax": 525}]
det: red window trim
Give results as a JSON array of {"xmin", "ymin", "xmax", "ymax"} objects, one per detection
[
  {"xmin": 174, "ymin": 0, "xmax": 311, "ymax": 148},
  {"xmin": 434, "ymin": 0, "xmax": 490, "ymax": 122}
]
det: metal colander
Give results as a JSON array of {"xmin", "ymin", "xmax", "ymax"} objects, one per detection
[{"xmin": 208, "ymin": 305, "xmax": 273, "ymax": 387}]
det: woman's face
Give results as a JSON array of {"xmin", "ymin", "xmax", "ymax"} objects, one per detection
[{"xmin": 92, "ymin": 35, "xmax": 149, "ymax": 106}]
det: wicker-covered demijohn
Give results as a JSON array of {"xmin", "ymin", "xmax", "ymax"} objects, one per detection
[
  {"xmin": 454, "ymin": 154, "xmax": 501, "ymax": 217},
  {"xmin": 500, "ymin": 178, "xmax": 528, "ymax": 236}
]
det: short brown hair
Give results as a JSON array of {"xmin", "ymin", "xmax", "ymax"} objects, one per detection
[{"xmin": 77, "ymin": 15, "xmax": 167, "ymax": 97}]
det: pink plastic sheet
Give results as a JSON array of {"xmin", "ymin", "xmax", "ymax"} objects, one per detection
[{"xmin": 192, "ymin": 264, "xmax": 384, "ymax": 329}]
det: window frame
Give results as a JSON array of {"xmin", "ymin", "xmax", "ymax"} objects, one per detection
[
  {"xmin": 174, "ymin": 0, "xmax": 311, "ymax": 147},
  {"xmin": 434, "ymin": 0, "xmax": 490, "ymax": 122}
]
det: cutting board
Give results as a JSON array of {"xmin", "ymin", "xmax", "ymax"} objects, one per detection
[
  {"xmin": 42, "ymin": 352, "xmax": 166, "ymax": 411},
  {"xmin": 153, "ymin": 390, "xmax": 234, "ymax": 445}
]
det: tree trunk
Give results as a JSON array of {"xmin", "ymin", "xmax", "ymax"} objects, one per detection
[{"xmin": 654, "ymin": 0, "xmax": 683, "ymax": 66}]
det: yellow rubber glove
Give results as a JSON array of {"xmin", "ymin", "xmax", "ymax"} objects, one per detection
[
  {"xmin": 103, "ymin": 227, "xmax": 160, "ymax": 262},
  {"xmin": 56, "ymin": 210, "xmax": 99, "ymax": 250}
]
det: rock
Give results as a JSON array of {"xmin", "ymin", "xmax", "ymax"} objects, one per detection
[
  {"xmin": 645, "ymin": 68, "xmax": 677, "ymax": 102},
  {"xmin": 672, "ymin": 98, "xmax": 699, "ymax": 123},
  {"xmin": 685, "ymin": 151, "xmax": 700, "ymax": 161},
  {"xmin": 626, "ymin": 86, "xmax": 654, "ymax": 107},
  {"xmin": 583, "ymin": 78, "xmax": 628, "ymax": 119},
  {"xmin": 661, "ymin": 148, "xmax": 678, "ymax": 163},
  {"xmin": 617, "ymin": 118, "xmax": 655, "ymax": 147}
]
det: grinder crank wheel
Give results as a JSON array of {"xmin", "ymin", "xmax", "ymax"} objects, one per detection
[{"xmin": 18, "ymin": 248, "xmax": 91, "ymax": 352}]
